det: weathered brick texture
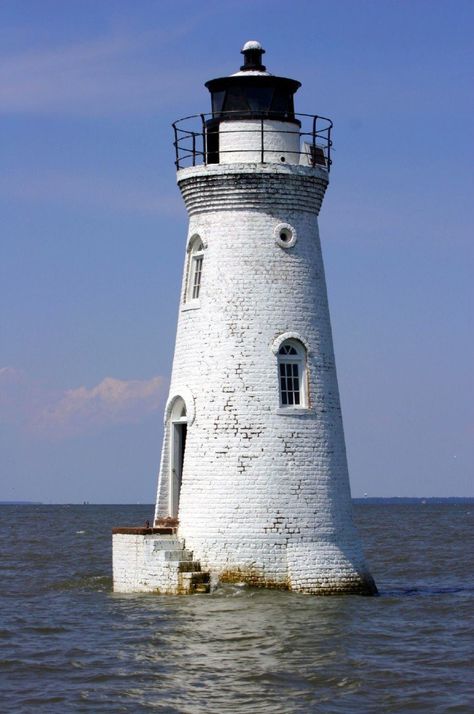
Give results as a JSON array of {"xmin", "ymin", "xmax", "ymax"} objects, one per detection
[{"xmin": 148, "ymin": 158, "xmax": 376, "ymax": 595}]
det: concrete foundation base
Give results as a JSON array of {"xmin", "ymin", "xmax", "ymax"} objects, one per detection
[
  {"xmin": 112, "ymin": 527, "xmax": 377, "ymax": 596},
  {"xmin": 112, "ymin": 527, "xmax": 210, "ymax": 594}
]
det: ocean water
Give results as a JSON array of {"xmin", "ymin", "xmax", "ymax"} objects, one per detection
[{"xmin": 0, "ymin": 503, "xmax": 473, "ymax": 713}]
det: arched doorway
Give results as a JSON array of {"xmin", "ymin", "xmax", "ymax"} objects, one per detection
[{"xmin": 169, "ymin": 397, "xmax": 187, "ymax": 518}]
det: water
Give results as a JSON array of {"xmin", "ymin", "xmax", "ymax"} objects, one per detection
[{"xmin": 1, "ymin": 503, "xmax": 473, "ymax": 713}]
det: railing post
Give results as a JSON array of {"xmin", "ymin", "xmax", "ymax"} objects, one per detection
[
  {"xmin": 201, "ymin": 114, "xmax": 207, "ymax": 165},
  {"xmin": 260, "ymin": 118, "xmax": 264, "ymax": 163},
  {"xmin": 312, "ymin": 115, "xmax": 317, "ymax": 156},
  {"xmin": 192, "ymin": 132, "xmax": 196, "ymax": 167},
  {"xmin": 327, "ymin": 124, "xmax": 332, "ymax": 172},
  {"xmin": 172, "ymin": 123, "xmax": 179, "ymax": 169}
]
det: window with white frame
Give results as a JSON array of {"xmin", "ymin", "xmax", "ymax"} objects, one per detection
[
  {"xmin": 185, "ymin": 236, "xmax": 204, "ymax": 302},
  {"xmin": 277, "ymin": 340, "xmax": 308, "ymax": 408}
]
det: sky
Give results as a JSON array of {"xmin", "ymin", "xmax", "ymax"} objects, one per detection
[{"xmin": 1, "ymin": 0, "xmax": 473, "ymax": 503}]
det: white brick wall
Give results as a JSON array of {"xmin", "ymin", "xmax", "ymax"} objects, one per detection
[
  {"xmin": 152, "ymin": 161, "xmax": 376, "ymax": 595},
  {"xmin": 112, "ymin": 534, "xmax": 181, "ymax": 593},
  {"xmin": 219, "ymin": 119, "xmax": 300, "ymax": 164}
]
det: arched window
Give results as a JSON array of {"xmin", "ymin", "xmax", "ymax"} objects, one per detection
[
  {"xmin": 186, "ymin": 236, "xmax": 204, "ymax": 302},
  {"xmin": 277, "ymin": 339, "xmax": 308, "ymax": 408},
  {"xmin": 170, "ymin": 396, "xmax": 187, "ymax": 421}
]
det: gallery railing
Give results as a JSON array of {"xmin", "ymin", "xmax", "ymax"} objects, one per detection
[{"xmin": 172, "ymin": 111, "xmax": 333, "ymax": 171}]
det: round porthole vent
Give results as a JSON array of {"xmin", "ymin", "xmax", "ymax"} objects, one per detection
[{"xmin": 274, "ymin": 222, "xmax": 297, "ymax": 249}]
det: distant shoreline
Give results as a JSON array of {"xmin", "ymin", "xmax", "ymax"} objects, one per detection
[
  {"xmin": 1, "ymin": 497, "xmax": 473, "ymax": 506},
  {"xmin": 352, "ymin": 497, "xmax": 474, "ymax": 504}
]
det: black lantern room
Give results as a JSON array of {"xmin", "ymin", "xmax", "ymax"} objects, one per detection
[{"xmin": 205, "ymin": 41, "xmax": 301, "ymax": 124}]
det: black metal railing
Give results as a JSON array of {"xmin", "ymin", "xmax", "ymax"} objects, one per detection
[{"xmin": 172, "ymin": 111, "xmax": 333, "ymax": 171}]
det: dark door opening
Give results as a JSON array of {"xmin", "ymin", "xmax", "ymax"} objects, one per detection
[{"xmin": 171, "ymin": 422, "xmax": 187, "ymax": 518}]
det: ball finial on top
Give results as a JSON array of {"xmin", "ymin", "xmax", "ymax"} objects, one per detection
[{"xmin": 241, "ymin": 40, "xmax": 264, "ymax": 52}]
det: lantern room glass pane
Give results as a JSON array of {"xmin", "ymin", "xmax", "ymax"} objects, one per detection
[
  {"xmin": 245, "ymin": 87, "xmax": 274, "ymax": 112},
  {"xmin": 271, "ymin": 89, "xmax": 294, "ymax": 115},
  {"xmin": 212, "ymin": 90, "xmax": 225, "ymax": 114},
  {"xmin": 223, "ymin": 87, "xmax": 248, "ymax": 113}
]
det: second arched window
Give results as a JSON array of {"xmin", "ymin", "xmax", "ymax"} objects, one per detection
[{"xmin": 277, "ymin": 340, "xmax": 308, "ymax": 408}]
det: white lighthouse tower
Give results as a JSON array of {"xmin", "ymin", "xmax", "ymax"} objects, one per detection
[{"xmin": 113, "ymin": 42, "xmax": 376, "ymax": 596}]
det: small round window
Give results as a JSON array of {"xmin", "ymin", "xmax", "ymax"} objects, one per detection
[{"xmin": 274, "ymin": 222, "xmax": 297, "ymax": 249}]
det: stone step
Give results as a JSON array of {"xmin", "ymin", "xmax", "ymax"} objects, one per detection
[
  {"xmin": 191, "ymin": 572, "xmax": 211, "ymax": 594},
  {"xmin": 179, "ymin": 570, "xmax": 211, "ymax": 594},
  {"xmin": 152, "ymin": 538, "xmax": 185, "ymax": 552},
  {"xmin": 193, "ymin": 582, "xmax": 210, "ymax": 594},
  {"xmin": 178, "ymin": 560, "xmax": 202, "ymax": 573},
  {"xmin": 156, "ymin": 549, "xmax": 194, "ymax": 562},
  {"xmin": 180, "ymin": 572, "xmax": 210, "ymax": 584}
]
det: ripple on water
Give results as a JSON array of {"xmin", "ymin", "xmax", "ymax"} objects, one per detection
[{"xmin": 0, "ymin": 503, "xmax": 473, "ymax": 713}]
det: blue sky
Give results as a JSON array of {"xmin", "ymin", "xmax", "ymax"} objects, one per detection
[{"xmin": 1, "ymin": 0, "xmax": 473, "ymax": 502}]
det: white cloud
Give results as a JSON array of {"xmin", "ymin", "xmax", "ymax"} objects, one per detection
[{"xmin": 0, "ymin": 368, "xmax": 165, "ymax": 438}]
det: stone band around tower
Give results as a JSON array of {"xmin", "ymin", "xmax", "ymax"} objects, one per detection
[{"xmin": 177, "ymin": 163, "xmax": 329, "ymax": 216}]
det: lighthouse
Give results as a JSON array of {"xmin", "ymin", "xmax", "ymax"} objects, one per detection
[{"xmin": 112, "ymin": 42, "xmax": 376, "ymax": 595}]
